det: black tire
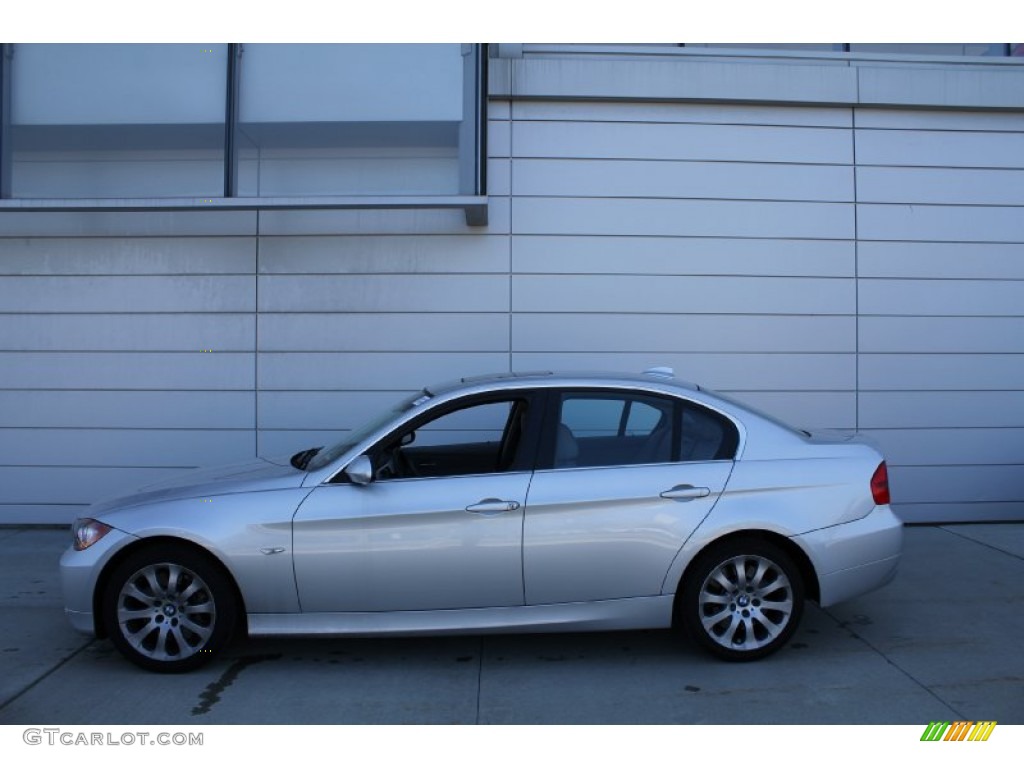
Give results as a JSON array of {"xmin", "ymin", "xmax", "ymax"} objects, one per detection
[
  {"xmin": 680, "ymin": 537, "xmax": 804, "ymax": 662},
  {"xmin": 102, "ymin": 544, "xmax": 237, "ymax": 673}
]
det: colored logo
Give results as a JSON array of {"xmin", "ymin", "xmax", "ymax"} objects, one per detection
[{"xmin": 921, "ymin": 721, "xmax": 997, "ymax": 742}]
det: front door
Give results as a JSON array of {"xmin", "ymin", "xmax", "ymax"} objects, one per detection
[{"xmin": 292, "ymin": 395, "xmax": 537, "ymax": 613}]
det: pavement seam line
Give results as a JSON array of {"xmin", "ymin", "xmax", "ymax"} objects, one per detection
[
  {"xmin": 0, "ymin": 639, "xmax": 96, "ymax": 713},
  {"xmin": 820, "ymin": 606, "xmax": 966, "ymax": 721},
  {"xmin": 938, "ymin": 525, "xmax": 1024, "ymax": 562}
]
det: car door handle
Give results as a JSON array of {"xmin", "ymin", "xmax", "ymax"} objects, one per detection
[
  {"xmin": 465, "ymin": 499, "xmax": 520, "ymax": 514},
  {"xmin": 660, "ymin": 484, "xmax": 711, "ymax": 501}
]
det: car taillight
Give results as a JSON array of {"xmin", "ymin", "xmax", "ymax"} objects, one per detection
[{"xmin": 871, "ymin": 461, "xmax": 890, "ymax": 506}]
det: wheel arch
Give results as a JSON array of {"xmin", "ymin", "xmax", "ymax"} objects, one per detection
[
  {"xmin": 672, "ymin": 529, "xmax": 820, "ymax": 626},
  {"xmin": 91, "ymin": 535, "xmax": 249, "ymax": 639}
]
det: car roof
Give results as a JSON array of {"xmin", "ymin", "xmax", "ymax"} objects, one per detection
[{"xmin": 424, "ymin": 369, "xmax": 701, "ymax": 398}]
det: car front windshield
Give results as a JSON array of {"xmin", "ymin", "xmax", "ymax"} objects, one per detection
[{"xmin": 304, "ymin": 391, "xmax": 430, "ymax": 473}]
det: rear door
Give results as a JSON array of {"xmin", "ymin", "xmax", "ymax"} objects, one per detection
[{"xmin": 523, "ymin": 389, "xmax": 737, "ymax": 605}]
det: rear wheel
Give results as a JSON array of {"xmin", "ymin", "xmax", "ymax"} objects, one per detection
[
  {"xmin": 681, "ymin": 538, "xmax": 804, "ymax": 661},
  {"xmin": 102, "ymin": 544, "xmax": 237, "ymax": 673}
]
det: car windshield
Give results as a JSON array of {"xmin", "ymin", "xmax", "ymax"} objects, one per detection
[{"xmin": 303, "ymin": 391, "xmax": 430, "ymax": 472}]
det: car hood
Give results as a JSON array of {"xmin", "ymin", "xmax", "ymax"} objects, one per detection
[{"xmin": 88, "ymin": 456, "xmax": 307, "ymax": 516}]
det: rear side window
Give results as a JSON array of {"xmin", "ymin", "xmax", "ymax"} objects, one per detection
[{"xmin": 552, "ymin": 391, "xmax": 737, "ymax": 469}]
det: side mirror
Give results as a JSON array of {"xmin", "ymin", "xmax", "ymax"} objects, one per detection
[{"xmin": 345, "ymin": 454, "xmax": 374, "ymax": 486}]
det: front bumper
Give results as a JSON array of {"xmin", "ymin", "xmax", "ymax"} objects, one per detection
[
  {"xmin": 59, "ymin": 526, "xmax": 137, "ymax": 636},
  {"xmin": 794, "ymin": 505, "xmax": 903, "ymax": 607}
]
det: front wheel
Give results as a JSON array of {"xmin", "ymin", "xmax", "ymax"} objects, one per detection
[
  {"xmin": 102, "ymin": 544, "xmax": 237, "ymax": 673},
  {"xmin": 680, "ymin": 538, "xmax": 804, "ymax": 661}
]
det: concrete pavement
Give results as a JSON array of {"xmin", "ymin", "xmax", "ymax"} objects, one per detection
[{"xmin": 0, "ymin": 523, "xmax": 1021, "ymax": 725}]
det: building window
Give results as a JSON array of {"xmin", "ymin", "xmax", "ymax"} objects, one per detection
[
  {"xmin": 236, "ymin": 44, "xmax": 466, "ymax": 197},
  {"xmin": 7, "ymin": 44, "xmax": 227, "ymax": 198},
  {"xmin": 0, "ymin": 43, "xmax": 487, "ymax": 220}
]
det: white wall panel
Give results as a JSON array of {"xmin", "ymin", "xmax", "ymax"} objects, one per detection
[
  {"xmin": 859, "ymin": 391, "xmax": 1024, "ymax": 429},
  {"xmin": 258, "ymin": 274, "xmax": 509, "ymax": 313},
  {"xmin": 258, "ymin": 352, "xmax": 508, "ymax": 391},
  {"xmin": 510, "ymin": 352, "xmax": 856, "ymax": 391},
  {"xmin": 0, "ymin": 211, "xmax": 255, "ymax": 238},
  {"xmin": 512, "ymin": 101, "xmax": 852, "ymax": 128},
  {"xmin": 258, "ymin": 234, "xmax": 509, "ymax": 274},
  {"xmin": 258, "ymin": 313, "xmax": 509, "ymax": 353},
  {"xmin": 0, "ymin": 275, "xmax": 255, "ymax": 313},
  {"xmin": 858, "ymin": 204, "xmax": 1024, "ymax": 243},
  {"xmin": 0, "ymin": 391, "xmax": 254, "ymax": 429},
  {"xmin": 856, "ymin": 129, "xmax": 1024, "ymax": 168},
  {"xmin": 859, "ymin": 242, "xmax": 1024, "ymax": 280},
  {"xmin": 858, "ymin": 167, "xmax": 1024, "ymax": 205},
  {"xmin": 894, "ymin": 502, "xmax": 1023, "ymax": 524},
  {"xmin": 0, "ymin": 505, "xmax": 88, "ymax": 525},
  {"xmin": 513, "ymin": 314, "xmax": 856, "ymax": 353},
  {"xmin": 488, "ymin": 119, "xmax": 511, "ymax": 157},
  {"xmin": 257, "ymin": 391, "xmax": 409, "ymax": 431},
  {"xmin": 0, "ymin": 314, "xmax": 255, "ymax": 352},
  {"xmin": 256, "ymin": 197, "xmax": 511, "ymax": 236},
  {"xmin": 860, "ymin": 279, "xmax": 1024, "ymax": 316},
  {"xmin": 889, "ymin": 465, "xmax": 1024, "ymax": 505},
  {"xmin": 487, "ymin": 159, "xmax": 512, "ymax": 196},
  {"xmin": 512, "ymin": 236, "xmax": 854, "ymax": 277},
  {"xmin": 512, "ymin": 275, "xmax": 854, "ymax": 315},
  {"xmin": 0, "ymin": 429, "xmax": 253, "ymax": 467},
  {"xmin": 859, "ymin": 317, "xmax": 1024, "ymax": 353},
  {"xmin": 0, "ymin": 237, "xmax": 255, "ymax": 275},
  {"xmin": 513, "ymin": 198, "xmax": 854, "ymax": 239},
  {"xmin": 513, "ymin": 121, "xmax": 852, "ymax": 164},
  {"xmin": 719, "ymin": 391, "xmax": 857, "ymax": 430},
  {"xmin": 512, "ymin": 158, "xmax": 854, "ymax": 202},
  {"xmin": 860, "ymin": 354, "xmax": 1024, "ymax": 391},
  {"xmin": 856, "ymin": 108, "xmax": 1024, "ymax": 132},
  {"xmin": 257, "ymin": 430, "xmax": 349, "ymax": 459},
  {"xmin": 862, "ymin": 428, "xmax": 1024, "ymax": 466},
  {"xmin": 0, "ymin": 467, "xmax": 201, "ymax": 505},
  {"xmin": 0, "ymin": 352, "xmax": 254, "ymax": 390}
]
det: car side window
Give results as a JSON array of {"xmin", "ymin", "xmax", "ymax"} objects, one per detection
[
  {"xmin": 555, "ymin": 393, "xmax": 672, "ymax": 468},
  {"xmin": 553, "ymin": 391, "xmax": 738, "ymax": 469},
  {"xmin": 374, "ymin": 398, "xmax": 528, "ymax": 480}
]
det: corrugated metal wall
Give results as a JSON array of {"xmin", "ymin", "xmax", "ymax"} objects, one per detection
[{"xmin": 1, "ymin": 74, "xmax": 1022, "ymax": 525}]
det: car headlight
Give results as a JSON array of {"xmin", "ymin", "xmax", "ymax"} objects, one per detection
[{"xmin": 72, "ymin": 518, "xmax": 113, "ymax": 551}]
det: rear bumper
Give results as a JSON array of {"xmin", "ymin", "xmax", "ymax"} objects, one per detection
[{"xmin": 794, "ymin": 506, "xmax": 903, "ymax": 607}]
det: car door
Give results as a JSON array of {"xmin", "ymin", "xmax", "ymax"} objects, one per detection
[
  {"xmin": 523, "ymin": 389, "xmax": 738, "ymax": 605},
  {"xmin": 292, "ymin": 394, "xmax": 539, "ymax": 613}
]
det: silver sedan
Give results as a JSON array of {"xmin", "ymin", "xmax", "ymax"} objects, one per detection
[{"xmin": 61, "ymin": 369, "xmax": 903, "ymax": 672}]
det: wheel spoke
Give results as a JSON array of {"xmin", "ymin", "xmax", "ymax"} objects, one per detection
[
  {"xmin": 177, "ymin": 579, "xmax": 203, "ymax": 603},
  {"xmin": 117, "ymin": 607, "xmax": 156, "ymax": 623},
  {"xmin": 699, "ymin": 591, "xmax": 731, "ymax": 606},
  {"xmin": 122, "ymin": 582, "xmax": 156, "ymax": 606},
  {"xmin": 710, "ymin": 569, "xmax": 736, "ymax": 593},
  {"xmin": 163, "ymin": 564, "xmax": 183, "ymax": 596},
  {"xmin": 142, "ymin": 568, "xmax": 165, "ymax": 599},
  {"xmin": 178, "ymin": 616, "xmax": 214, "ymax": 643}
]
